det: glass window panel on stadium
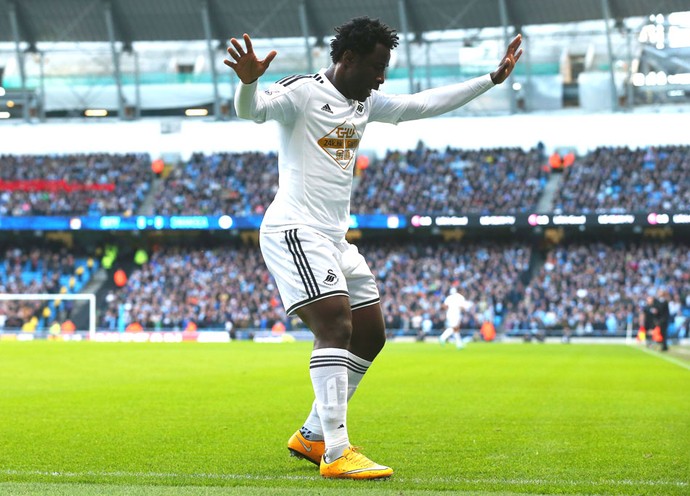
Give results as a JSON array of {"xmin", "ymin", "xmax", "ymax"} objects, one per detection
[{"xmin": 0, "ymin": 13, "xmax": 689, "ymax": 119}]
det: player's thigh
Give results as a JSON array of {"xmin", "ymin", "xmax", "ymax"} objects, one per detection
[
  {"xmin": 338, "ymin": 241, "xmax": 379, "ymax": 311},
  {"xmin": 296, "ymin": 294, "xmax": 352, "ymax": 346},
  {"xmin": 260, "ymin": 227, "xmax": 349, "ymax": 316}
]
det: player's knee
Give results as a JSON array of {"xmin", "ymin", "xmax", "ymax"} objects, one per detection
[{"xmin": 315, "ymin": 317, "xmax": 353, "ymax": 347}]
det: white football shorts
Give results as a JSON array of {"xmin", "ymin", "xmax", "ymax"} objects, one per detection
[
  {"xmin": 259, "ymin": 227, "xmax": 380, "ymax": 315},
  {"xmin": 446, "ymin": 313, "xmax": 462, "ymax": 329}
]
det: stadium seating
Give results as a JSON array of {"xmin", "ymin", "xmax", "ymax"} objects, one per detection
[
  {"xmin": 503, "ymin": 241, "xmax": 690, "ymax": 339},
  {"xmin": 0, "ymin": 247, "xmax": 98, "ymax": 332},
  {"xmin": 0, "ymin": 153, "xmax": 153, "ymax": 216},
  {"xmin": 352, "ymin": 146, "xmax": 548, "ymax": 214},
  {"xmin": 2, "ymin": 145, "xmax": 688, "ymax": 217},
  {"xmin": 552, "ymin": 145, "xmax": 690, "ymax": 213},
  {"xmin": 0, "ymin": 145, "xmax": 688, "ymax": 339}
]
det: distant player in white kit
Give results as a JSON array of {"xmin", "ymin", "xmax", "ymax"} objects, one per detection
[
  {"xmin": 224, "ymin": 16, "xmax": 522, "ymax": 480},
  {"xmin": 439, "ymin": 287, "xmax": 473, "ymax": 348}
]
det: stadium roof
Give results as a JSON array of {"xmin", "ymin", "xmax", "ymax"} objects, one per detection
[{"xmin": 1, "ymin": 0, "xmax": 688, "ymax": 48}]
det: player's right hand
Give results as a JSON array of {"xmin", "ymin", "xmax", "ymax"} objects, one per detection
[{"xmin": 224, "ymin": 33, "xmax": 277, "ymax": 84}]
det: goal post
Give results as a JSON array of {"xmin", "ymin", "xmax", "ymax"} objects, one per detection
[{"xmin": 0, "ymin": 293, "xmax": 97, "ymax": 340}]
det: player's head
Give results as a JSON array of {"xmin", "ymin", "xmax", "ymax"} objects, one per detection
[
  {"xmin": 449, "ymin": 287, "xmax": 458, "ymax": 295},
  {"xmin": 329, "ymin": 17, "xmax": 399, "ymax": 101},
  {"xmin": 330, "ymin": 17, "xmax": 399, "ymax": 63}
]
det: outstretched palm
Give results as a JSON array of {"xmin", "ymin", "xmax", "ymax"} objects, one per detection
[
  {"xmin": 490, "ymin": 34, "xmax": 523, "ymax": 84},
  {"xmin": 223, "ymin": 33, "xmax": 277, "ymax": 84}
]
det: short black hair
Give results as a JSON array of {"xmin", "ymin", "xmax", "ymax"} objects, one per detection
[{"xmin": 330, "ymin": 16, "xmax": 399, "ymax": 63}]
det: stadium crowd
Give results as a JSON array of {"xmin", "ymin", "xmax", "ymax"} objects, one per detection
[
  {"xmin": 151, "ymin": 145, "xmax": 549, "ymax": 216},
  {"xmin": 351, "ymin": 145, "xmax": 548, "ymax": 214},
  {"xmin": 1, "ymin": 238, "xmax": 688, "ymax": 338},
  {"xmin": 1, "ymin": 144, "xmax": 688, "ymax": 217},
  {"xmin": 94, "ymin": 240, "xmax": 530, "ymax": 334},
  {"xmin": 98, "ymin": 245, "xmax": 282, "ymax": 332},
  {"xmin": 0, "ymin": 246, "xmax": 92, "ymax": 330},
  {"xmin": 552, "ymin": 145, "xmax": 690, "ymax": 213},
  {"xmin": 0, "ymin": 144, "xmax": 689, "ymax": 339},
  {"xmin": 151, "ymin": 152, "xmax": 278, "ymax": 216},
  {"xmin": 503, "ymin": 241, "xmax": 690, "ymax": 338},
  {"xmin": 0, "ymin": 153, "xmax": 153, "ymax": 216},
  {"xmin": 94, "ymin": 239, "xmax": 688, "ymax": 339}
]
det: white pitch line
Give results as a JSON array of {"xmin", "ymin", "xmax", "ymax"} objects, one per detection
[
  {"xmin": 1, "ymin": 469, "xmax": 687, "ymax": 488},
  {"xmin": 633, "ymin": 344, "xmax": 690, "ymax": 371}
]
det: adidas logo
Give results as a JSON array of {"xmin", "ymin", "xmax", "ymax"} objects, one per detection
[{"xmin": 320, "ymin": 103, "xmax": 333, "ymax": 114}]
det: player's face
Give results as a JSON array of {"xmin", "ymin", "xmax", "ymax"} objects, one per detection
[{"xmin": 346, "ymin": 43, "xmax": 390, "ymax": 102}]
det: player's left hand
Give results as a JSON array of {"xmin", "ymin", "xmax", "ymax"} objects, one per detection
[{"xmin": 490, "ymin": 34, "xmax": 523, "ymax": 84}]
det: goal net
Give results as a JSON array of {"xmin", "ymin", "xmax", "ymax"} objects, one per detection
[{"xmin": 0, "ymin": 293, "xmax": 96, "ymax": 340}]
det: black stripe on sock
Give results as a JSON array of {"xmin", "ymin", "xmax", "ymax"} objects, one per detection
[
  {"xmin": 309, "ymin": 363, "xmax": 349, "ymax": 370},
  {"xmin": 345, "ymin": 358, "xmax": 369, "ymax": 374},
  {"xmin": 310, "ymin": 357, "xmax": 349, "ymax": 367}
]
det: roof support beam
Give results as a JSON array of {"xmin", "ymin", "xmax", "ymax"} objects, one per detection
[
  {"xmin": 498, "ymin": 0, "xmax": 517, "ymax": 113},
  {"xmin": 398, "ymin": 0, "xmax": 415, "ymax": 93},
  {"xmin": 8, "ymin": 1, "xmax": 29, "ymax": 121},
  {"xmin": 109, "ymin": 0, "xmax": 134, "ymax": 52},
  {"xmin": 132, "ymin": 50, "xmax": 141, "ymax": 119},
  {"xmin": 104, "ymin": 1, "xmax": 127, "ymax": 119},
  {"xmin": 298, "ymin": 1, "xmax": 314, "ymax": 74},
  {"xmin": 201, "ymin": 0, "xmax": 221, "ymax": 119},
  {"xmin": 600, "ymin": 0, "xmax": 619, "ymax": 111},
  {"xmin": 206, "ymin": 0, "xmax": 227, "ymax": 48},
  {"xmin": 37, "ymin": 51, "xmax": 46, "ymax": 121},
  {"xmin": 8, "ymin": 0, "xmax": 37, "ymax": 51}
]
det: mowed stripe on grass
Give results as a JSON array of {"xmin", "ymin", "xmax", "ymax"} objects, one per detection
[{"xmin": 0, "ymin": 340, "xmax": 688, "ymax": 495}]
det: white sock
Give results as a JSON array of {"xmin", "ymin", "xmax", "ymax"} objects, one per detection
[
  {"xmin": 345, "ymin": 351, "xmax": 372, "ymax": 400},
  {"xmin": 440, "ymin": 327, "xmax": 454, "ymax": 342},
  {"xmin": 309, "ymin": 348, "xmax": 349, "ymax": 462},
  {"xmin": 302, "ymin": 351, "xmax": 372, "ymax": 442}
]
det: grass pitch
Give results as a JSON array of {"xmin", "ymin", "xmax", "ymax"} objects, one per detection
[{"xmin": 0, "ymin": 340, "xmax": 688, "ymax": 495}]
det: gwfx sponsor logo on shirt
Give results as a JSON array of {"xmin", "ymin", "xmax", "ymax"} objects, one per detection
[{"xmin": 318, "ymin": 122, "xmax": 360, "ymax": 170}]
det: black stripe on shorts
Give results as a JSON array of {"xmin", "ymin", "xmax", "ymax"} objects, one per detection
[
  {"xmin": 285, "ymin": 290, "xmax": 349, "ymax": 316},
  {"xmin": 285, "ymin": 229, "xmax": 319, "ymax": 299}
]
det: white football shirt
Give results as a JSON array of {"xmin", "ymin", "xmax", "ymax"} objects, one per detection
[
  {"xmin": 444, "ymin": 292, "xmax": 472, "ymax": 324},
  {"xmin": 235, "ymin": 69, "xmax": 494, "ymax": 241}
]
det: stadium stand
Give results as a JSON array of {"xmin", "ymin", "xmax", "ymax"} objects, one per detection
[
  {"xmin": 151, "ymin": 152, "xmax": 278, "ymax": 216},
  {"xmin": 552, "ymin": 145, "xmax": 690, "ymax": 213},
  {"xmin": 90, "ymin": 237, "xmax": 686, "ymax": 340},
  {"xmin": 0, "ymin": 246, "xmax": 99, "ymax": 332},
  {"xmin": 150, "ymin": 146, "xmax": 549, "ymax": 217},
  {"xmin": 0, "ymin": 144, "xmax": 688, "ymax": 341},
  {"xmin": 503, "ymin": 240, "xmax": 690, "ymax": 339},
  {"xmin": 351, "ymin": 146, "xmax": 548, "ymax": 214},
  {"xmin": 0, "ymin": 153, "xmax": 153, "ymax": 216},
  {"xmin": 3, "ymin": 144, "xmax": 672, "ymax": 220}
]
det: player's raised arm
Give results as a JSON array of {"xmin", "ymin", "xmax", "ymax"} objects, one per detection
[
  {"xmin": 490, "ymin": 34, "xmax": 523, "ymax": 84},
  {"xmin": 223, "ymin": 33, "xmax": 277, "ymax": 84}
]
